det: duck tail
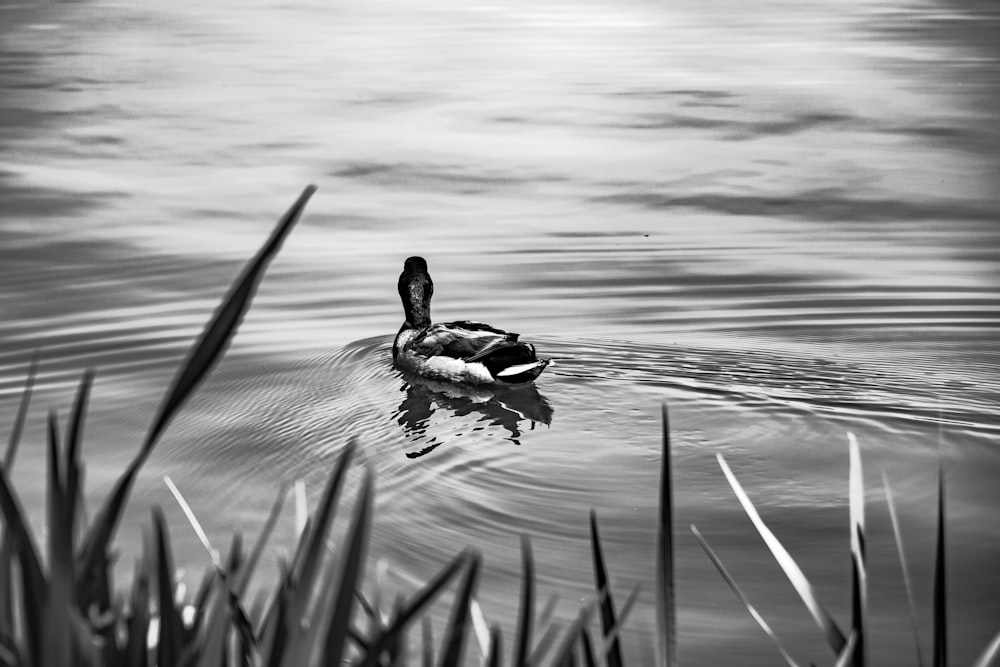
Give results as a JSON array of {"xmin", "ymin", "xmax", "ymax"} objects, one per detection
[
  {"xmin": 496, "ymin": 358, "xmax": 550, "ymax": 384},
  {"xmin": 476, "ymin": 342, "xmax": 549, "ymax": 383}
]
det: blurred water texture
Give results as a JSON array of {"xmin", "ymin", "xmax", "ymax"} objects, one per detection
[{"xmin": 1, "ymin": 0, "xmax": 999, "ymax": 663}]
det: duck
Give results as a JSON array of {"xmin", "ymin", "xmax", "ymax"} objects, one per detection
[{"xmin": 393, "ymin": 256, "xmax": 550, "ymax": 385}]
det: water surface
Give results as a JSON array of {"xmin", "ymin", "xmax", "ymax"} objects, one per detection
[{"xmin": 1, "ymin": 0, "xmax": 999, "ymax": 663}]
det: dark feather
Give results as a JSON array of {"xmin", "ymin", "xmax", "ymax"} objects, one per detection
[
  {"xmin": 478, "ymin": 343, "xmax": 540, "ymax": 377},
  {"xmin": 411, "ymin": 322, "xmax": 520, "ymax": 361},
  {"xmin": 446, "ymin": 321, "xmax": 517, "ymax": 339},
  {"xmin": 395, "ymin": 258, "xmax": 549, "ymax": 383}
]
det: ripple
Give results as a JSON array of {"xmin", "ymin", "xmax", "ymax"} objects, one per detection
[{"xmin": 543, "ymin": 335, "xmax": 1000, "ymax": 438}]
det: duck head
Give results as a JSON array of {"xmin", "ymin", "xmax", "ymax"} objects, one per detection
[{"xmin": 398, "ymin": 256, "xmax": 433, "ymax": 328}]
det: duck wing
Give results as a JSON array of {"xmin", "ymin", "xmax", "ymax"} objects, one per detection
[
  {"xmin": 405, "ymin": 321, "xmax": 549, "ymax": 383},
  {"xmin": 410, "ymin": 321, "xmax": 519, "ymax": 360}
]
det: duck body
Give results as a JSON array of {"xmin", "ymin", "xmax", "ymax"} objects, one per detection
[{"xmin": 393, "ymin": 257, "xmax": 550, "ymax": 386}]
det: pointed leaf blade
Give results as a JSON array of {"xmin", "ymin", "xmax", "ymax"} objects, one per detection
[
  {"xmin": 834, "ymin": 630, "xmax": 859, "ymax": 667},
  {"xmin": 883, "ymin": 471, "xmax": 924, "ymax": 667},
  {"xmin": 153, "ymin": 506, "xmax": 185, "ymax": 667},
  {"xmin": 44, "ymin": 410, "xmax": 73, "ymax": 667},
  {"xmin": 469, "ymin": 598, "xmax": 490, "ymax": 661},
  {"xmin": 514, "ymin": 534, "xmax": 535, "ymax": 667},
  {"xmin": 145, "ymin": 184, "xmax": 318, "ymax": 452},
  {"xmin": 589, "ymin": 511, "xmax": 623, "ymax": 667},
  {"xmin": 321, "ymin": 469, "xmax": 373, "ymax": 666},
  {"xmin": 3, "ymin": 352, "xmax": 39, "ymax": 470},
  {"xmin": 235, "ymin": 483, "xmax": 287, "ymax": 596},
  {"xmin": 77, "ymin": 186, "xmax": 317, "ymax": 603},
  {"xmin": 438, "ymin": 553, "xmax": 480, "ymax": 667},
  {"xmin": 933, "ymin": 465, "xmax": 947, "ymax": 667},
  {"xmin": 691, "ymin": 525, "xmax": 802, "ymax": 667},
  {"xmin": 717, "ymin": 453, "xmax": 847, "ymax": 654},
  {"xmin": 971, "ymin": 627, "xmax": 1000, "ymax": 667},
  {"xmin": 848, "ymin": 433, "xmax": 867, "ymax": 667},
  {"xmin": 357, "ymin": 550, "xmax": 468, "ymax": 667},
  {"xmin": 656, "ymin": 403, "xmax": 677, "ymax": 667}
]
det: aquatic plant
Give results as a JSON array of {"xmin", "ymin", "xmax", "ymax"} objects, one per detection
[
  {"xmin": 693, "ymin": 437, "xmax": 1000, "ymax": 667},
  {"xmin": 1, "ymin": 184, "xmax": 998, "ymax": 666}
]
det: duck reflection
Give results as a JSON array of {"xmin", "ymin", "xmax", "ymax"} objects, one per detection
[{"xmin": 394, "ymin": 371, "xmax": 554, "ymax": 458}]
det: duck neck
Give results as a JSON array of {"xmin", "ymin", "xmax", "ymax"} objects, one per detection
[
  {"xmin": 399, "ymin": 256, "xmax": 434, "ymax": 328},
  {"xmin": 404, "ymin": 297, "xmax": 431, "ymax": 328},
  {"xmin": 400, "ymin": 275, "xmax": 433, "ymax": 329}
]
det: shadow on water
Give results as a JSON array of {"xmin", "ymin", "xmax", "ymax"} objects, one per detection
[{"xmin": 393, "ymin": 369, "xmax": 553, "ymax": 457}]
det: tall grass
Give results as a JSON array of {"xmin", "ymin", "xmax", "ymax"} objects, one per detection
[{"xmin": 1, "ymin": 184, "xmax": 999, "ymax": 665}]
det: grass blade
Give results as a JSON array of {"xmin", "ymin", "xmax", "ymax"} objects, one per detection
[
  {"xmin": 46, "ymin": 409, "xmax": 63, "ymax": 513},
  {"xmin": 46, "ymin": 411, "xmax": 67, "ymax": 570},
  {"xmin": 525, "ymin": 619, "xmax": 562, "ymax": 667},
  {"xmin": 656, "ymin": 403, "xmax": 677, "ymax": 667},
  {"xmin": 320, "ymin": 468, "xmax": 373, "ymax": 666},
  {"xmin": 164, "ymin": 475, "xmax": 259, "ymax": 660},
  {"xmin": 514, "ymin": 534, "xmax": 535, "ymax": 667},
  {"xmin": 190, "ymin": 563, "xmax": 217, "ymax": 632},
  {"xmin": 235, "ymin": 483, "xmax": 287, "ymax": 597},
  {"xmin": 579, "ymin": 627, "xmax": 597, "ymax": 667},
  {"xmin": 691, "ymin": 525, "xmax": 802, "ymax": 667},
  {"xmin": 44, "ymin": 409, "xmax": 73, "ymax": 667},
  {"xmin": 882, "ymin": 472, "xmax": 924, "ymax": 667},
  {"xmin": 290, "ymin": 545, "xmax": 351, "ymax": 667},
  {"xmin": 77, "ymin": 185, "xmax": 317, "ymax": 605},
  {"xmin": 971, "ymin": 628, "xmax": 1000, "ymax": 667},
  {"xmin": 598, "ymin": 583, "xmax": 641, "ymax": 657},
  {"xmin": 423, "ymin": 616, "xmax": 435, "ymax": 667},
  {"xmin": 65, "ymin": 370, "xmax": 94, "ymax": 535},
  {"xmin": 194, "ymin": 579, "xmax": 230, "ymax": 667},
  {"xmin": 164, "ymin": 476, "xmax": 221, "ymax": 570},
  {"xmin": 379, "ymin": 597, "xmax": 406, "ymax": 665},
  {"xmin": 470, "ymin": 598, "xmax": 490, "ymax": 662},
  {"xmin": 439, "ymin": 552, "xmax": 481, "ymax": 667},
  {"xmin": 223, "ymin": 530, "xmax": 243, "ymax": 577},
  {"xmin": 145, "ymin": 184, "xmax": 318, "ymax": 452},
  {"xmin": 487, "ymin": 624, "xmax": 503, "ymax": 667},
  {"xmin": 538, "ymin": 593, "xmax": 559, "ymax": 629},
  {"xmin": 262, "ymin": 582, "xmax": 291, "ymax": 667},
  {"xmin": 4, "ymin": 352, "xmax": 39, "ymax": 471},
  {"xmin": 274, "ymin": 443, "xmax": 356, "ymax": 665},
  {"xmin": 125, "ymin": 556, "xmax": 151, "ymax": 667},
  {"xmin": 355, "ymin": 588, "xmax": 378, "ymax": 625},
  {"xmin": 0, "ymin": 354, "xmax": 39, "ymax": 664},
  {"xmin": 0, "ymin": 462, "xmax": 46, "ymax": 666},
  {"xmin": 293, "ymin": 439, "xmax": 354, "ymax": 589},
  {"xmin": 358, "ymin": 550, "xmax": 469, "ymax": 667},
  {"xmin": 848, "ymin": 433, "xmax": 867, "ymax": 667},
  {"xmin": 590, "ymin": 511, "xmax": 623, "ymax": 667},
  {"xmin": 0, "ymin": 536, "xmax": 14, "ymax": 652},
  {"xmin": 546, "ymin": 595, "xmax": 603, "ymax": 667},
  {"xmin": 153, "ymin": 506, "xmax": 185, "ymax": 667},
  {"xmin": 834, "ymin": 630, "xmax": 858, "ymax": 667},
  {"xmin": 933, "ymin": 464, "xmax": 947, "ymax": 667},
  {"xmin": 717, "ymin": 453, "xmax": 847, "ymax": 654},
  {"xmin": 347, "ymin": 622, "xmax": 372, "ymax": 655}
]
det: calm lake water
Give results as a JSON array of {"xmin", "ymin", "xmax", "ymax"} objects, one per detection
[{"xmin": 2, "ymin": 0, "xmax": 999, "ymax": 663}]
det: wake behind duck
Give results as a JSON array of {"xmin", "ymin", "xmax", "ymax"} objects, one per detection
[{"xmin": 392, "ymin": 256, "xmax": 549, "ymax": 385}]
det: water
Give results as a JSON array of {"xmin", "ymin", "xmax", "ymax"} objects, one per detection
[{"xmin": 2, "ymin": 0, "xmax": 999, "ymax": 663}]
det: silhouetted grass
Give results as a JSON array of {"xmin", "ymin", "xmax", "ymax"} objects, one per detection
[{"xmin": 1, "ymin": 184, "xmax": 998, "ymax": 665}]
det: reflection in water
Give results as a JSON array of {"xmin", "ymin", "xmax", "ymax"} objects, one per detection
[{"xmin": 393, "ymin": 371, "xmax": 553, "ymax": 457}]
